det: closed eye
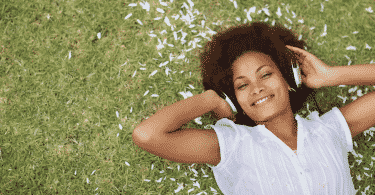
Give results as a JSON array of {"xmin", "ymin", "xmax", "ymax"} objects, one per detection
[{"xmin": 237, "ymin": 73, "xmax": 272, "ymax": 90}]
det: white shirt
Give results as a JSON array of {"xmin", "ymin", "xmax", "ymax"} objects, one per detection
[{"xmin": 206, "ymin": 107, "xmax": 357, "ymax": 195}]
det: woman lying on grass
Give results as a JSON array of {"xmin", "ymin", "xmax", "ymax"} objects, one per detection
[{"xmin": 132, "ymin": 21, "xmax": 375, "ymax": 195}]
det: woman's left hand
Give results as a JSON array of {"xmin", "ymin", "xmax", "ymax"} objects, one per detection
[{"xmin": 285, "ymin": 45, "xmax": 333, "ymax": 89}]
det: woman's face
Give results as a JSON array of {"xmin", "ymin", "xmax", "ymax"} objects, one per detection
[{"xmin": 232, "ymin": 51, "xmax": 293, "ymax": 124}]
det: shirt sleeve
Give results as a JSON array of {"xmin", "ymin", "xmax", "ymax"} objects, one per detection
[
  {"xmin": 206, "ymin": 118, "xmax": 240, "ymax": 169},
  {"xmin": 319, "ymin": 107, "xmax": 353, "ymax": 153}
]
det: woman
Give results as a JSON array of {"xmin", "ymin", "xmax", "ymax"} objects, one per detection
[{"xmin": 132, "ymin": 21, "xmax": 375, "ymax": 194}]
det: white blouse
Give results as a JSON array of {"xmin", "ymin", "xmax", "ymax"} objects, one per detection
[{"xmin": 206, "ymin": 107, "xmax": 357, "ymax": 195}]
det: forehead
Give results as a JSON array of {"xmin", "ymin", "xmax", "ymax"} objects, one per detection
[{"xmin": 232, "ymin": 52, "xmax": 276, "ymax": 73}]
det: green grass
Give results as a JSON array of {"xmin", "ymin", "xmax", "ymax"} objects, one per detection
[{"xmin": 0, "ymin": 0, "xmax": 375, "ymax": 194}]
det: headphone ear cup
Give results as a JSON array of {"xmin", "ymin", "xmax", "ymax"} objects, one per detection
[{"xmin": 222, "ymin": 92, "xmax": 238, "ymax": 114}]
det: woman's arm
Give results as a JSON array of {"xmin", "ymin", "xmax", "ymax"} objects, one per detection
[
  {"xmin": 132, "ymin": 90, "xmax": 221, "ymax": 142},
  {"xmin": 326, "ymin": 64, "xmax": 375, "ymax": 87}
]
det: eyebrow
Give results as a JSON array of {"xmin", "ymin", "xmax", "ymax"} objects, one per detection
[{"xmin": 234, "ymin": 65, "xmax": 270, "ymax": 83}]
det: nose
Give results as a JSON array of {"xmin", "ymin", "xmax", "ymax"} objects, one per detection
[{"xmin": 251, "ymin": 84, "xmax": 265, "ymax": 95}]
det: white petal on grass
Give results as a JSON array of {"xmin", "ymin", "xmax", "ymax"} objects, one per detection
[
  {"xmin": 149, "ymin": 70, "xmax": 158, "ymax": 77},
  {"xmin": 346, "ymin": 46, "xmax": 356, "ymax": 51},
  {"xmin": 352, "ymin": 31, "xmax": 359, "ymax": 34},
  {"xmin": 194, "ymin": 117, "xmax": 203, "ymax": 125},
  {"xmin": 357, "ymin": 174, "xmax": 361, "ymax": 181},
  {"xmin": 117, "ymin": 133, "xmax": 119, "ymax": 137},
  {"xmin": 201, "ymin": 168, "xmax": 206, "ymax": 175},
  {"xmin": 75, "ymin": 170, "xmax": 77, "ymax": 175},
  {"xmin": 164, "ymin": 16, "xmax": 171, "ymax": 26},
  {"xmin": 124, "ymin": 13, "xmax": 132, "ymax": 20},
  {"xmin": 189, "ymin": 84, "xmax": 195, "ymax": 89},
  {"xmin": 179, "ymin": 91, "xmax": 193, "ymax": 99},
  {"xmin": 320, "ymin": 24, "xmax": 327, "ymax": 37},
  {"xmin": 156, "ymin": 8, "xmax": 165, "ymax": 14},
  {"xmin": 357, "ymin": 89, "xmax": 364, "ymax": 97},
  {"xmin": 137, "ymin": 19, "xmax": 143, "ymax": 25},
  {"xmin": 159, "ymin": 0, "xmax": 168, "ymax": 6},
  {"xmin": 156, "ymin": 38, "xmax": 164, "ymax": 50},
  {"xmin": 170, "ymin": 178, "xmax": 176, "ymax": 181},
  {"xmin": 188, "ymin": 188, "xmax": 195, "ymax": 193},
  {"xmin": 160, "ymin": 170, "xmax": 164, "ymax": 173},
  {"xmin": 284, "ymin": 4, "xmax": 289, "ymax": 13},
  {"xmin": 262, "ymin": 8, "xmax": 270, "ymax": 16},
  {"xmin": 291, "ymin": 11, "xmax": 296, "ymax": 18},
  {"xmin": 95, "ymin": 187, "xmax": 98, "ymax": 191},
  {"xmin": 148, "ymin": 33, "xmax": 157, "ymax": 37},
  {"xmin": 160, "ymin": 29, "xmax": 167, "ymax": 35},
  {"xmin": 69, "ymin": 51, "xmax": 71, "ymax": 59},
  {"xmin": 151, "ymin": 164, "xmax": 154, "ymax": 170},
  {"xmin": 193, "ymin": 181, "xmax": 200, "ymax": 188},
  {"xmin": 190, "ymin": 178, "xmax": 196, "ymax": 181},
  {"xmin": 186, "ymin": 0, "xmax": 194, "ymax": 9},
  {"xmin": 132, "ymin": 70, "xmax": 137, "ymax": 77},
  {"xmin": 348, "ymin": 86, "xmax": 357, "ymax": 93},
  {"xmin": 177, "ymin": 165, "xmax": 180, "ymax": 171},
  {"xmin": 159, "ymin": 61, "xmax": 169, "ymax": 67},
  {"xmin": 128, "ymin": 3, "xmax": 137, "ymax": 7},
  {"xmin": 46, "ymin": 14, "xmax": 51, "ymax": 20},
  {"xmin": 165, "ymin": 67, "xmax": 171, "ymax": 76},
  {"xmin": 97, "ymin": 32, "xmax": 101, "ymax": 39},
  {"xmin": 140, "ymin": 68, "xmax": 146, "ymax": 70},
  {"xmin": 298, "ymin": 19, "xmax": 304, "ymax": 23},
  {"xmin": 154, "ymin": 17, "xmax": 162, "ymax": 20},
  {"xmin": 177, "ymin": 53, "xmax": 185, "ymax": 59},
  {"xmin": 246, "ymin": 6, "xmax": 256, "ymax": 21},
  {"xmin": 139, "ymin": 1, "xmax": 150, "ymax": 12},
  {"xmin": 144, "ymin": 179, "xmax": 151, "ymax": 182},
  {"xmin": 236, "ymin": 17, "xmax": 241, "ymax": 22},
  {"xmin": 130, "ymin": 107, "xmax": 132, "ymax": 113},
  {"xmin": 151, "ymin": 94, "xmax": 159, "ymax": 97},
  {"xmin": 191, "ymin": 168, "xmax": 198, "ymax": 175},
  {"xmin": 171, "ymin": 14, "xmax": 178, "ymax": 20},
  {"xmin": 366, "ymin": 43, "xmax": 372, "ymax": 50},
  {"xmin": 285, "ymin": 17, "xmax": 293, "ymax": 24},
  {"xmin": 119, "ymin": 124, "xmax": 123, "ymax": 130},
  {"xmin": 337, "ymin": 95, "xmax": 347, "ymax": 104},
  {"xmin": 211, "ymin": 187, "xmax": 218, "ymax": 193},
  {"xmin": 87, "ymin": 178, "xmax": 89, "ymax": 184},
  {"xmin": 320, "ymin": 3, "xmax": 324, "ymax": 12},
  {"xmin": 175, "ymin": 183, "xmax": 184, "ymax": 193},
  {"xmin": 276, "ymin": 7, "xmax": 282, "ymax": 18},
  {"xmin": 366, "ymin": 6, "xmax": 373, "ymax": 13},
  {"xmin": 233, "ymin": 1, "xmax": 237, "ymax": 9},
  {"xmin": 125, "ymin": 161, "xmax": 130, "ymax": 166},
  {"xmin": 144, "ymin": 90, "xmax": 149, "ymax": 96},
  {"xmin": 116, "ymin": 111, "xmax": 119, "ymax": 118},
  {"xmin": 173, "ymin": 31, "xmax": 178, "ymax": 40},
  {"xmin": 156, "ymin": 177, "xmax": 163, "ymax": 182}
]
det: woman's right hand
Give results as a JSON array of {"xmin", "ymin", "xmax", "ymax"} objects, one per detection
[{"xmin": 210, "ymin": 90, "xmax": 237, "ymax": 122}]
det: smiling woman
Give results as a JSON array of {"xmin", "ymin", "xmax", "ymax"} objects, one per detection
[
  {"xmin": 199, "ymin": 21, "xmax": 322, "ymax": 127},
  {"xmin": 196, "ymin": 21, "xmax": 357, "ymax": 195}
]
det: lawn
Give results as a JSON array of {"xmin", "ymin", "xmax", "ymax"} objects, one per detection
[{"xmin": 0, "ymin": 0, "xmax": 375, "ymax": 194}]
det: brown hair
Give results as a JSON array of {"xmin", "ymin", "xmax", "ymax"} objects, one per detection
[{"xmin": 198, "ymin": 21, "xmax": 322, "ymax": 127}]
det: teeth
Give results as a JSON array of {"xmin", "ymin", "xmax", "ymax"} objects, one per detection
[{"xmin": 255, "ymin": 95, "xmax": 271, "ymax": 105}]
